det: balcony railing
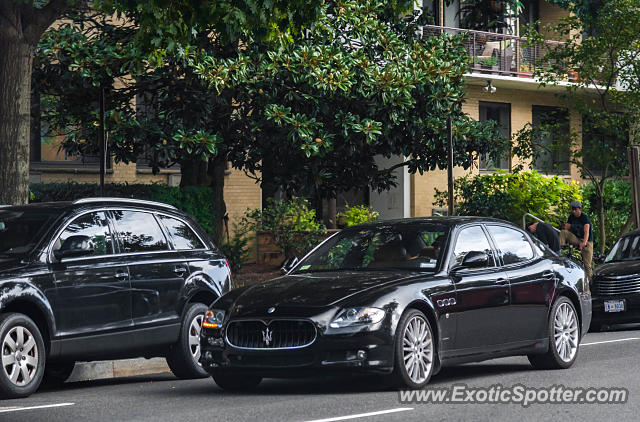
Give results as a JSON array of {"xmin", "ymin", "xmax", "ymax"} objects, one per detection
[{"xmin": 421, "ymin": 25, "xmax": 565, "ymax": 79}]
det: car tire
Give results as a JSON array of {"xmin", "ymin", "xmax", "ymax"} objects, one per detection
[
  {"xmin": 166, "ymin": 303, "xmax": 209, "ymax": 379},
  {"xmin": 0, "ymin": 313, "xmax": 46, "ymax": 399},
  {"xmin": 388, "ymin": 309, "xmax": 435, "ymax": 389},
  {"xmin": 42, "ymin": 361, "xmax": 75, "ymax": 387},
  {"xmin": 212, "ymin": 371, "xmax": 262, "ymax": 391},
  {"xmin": 528, "ymin": 296, "xmax": 580, "ymax": 370}
]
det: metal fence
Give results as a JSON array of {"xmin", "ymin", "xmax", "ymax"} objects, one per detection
[{"xmin": 421, "ymin": 25, "xmax": 564, "ymax": 78}]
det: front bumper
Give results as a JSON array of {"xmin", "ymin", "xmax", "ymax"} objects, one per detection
[
  {"xmin": 199, "ymin": 326, "xmax": 395, "ymax": 377},
  {"xmin": 591, "ymin": 292, "xmax": 640, "ymax": 326}
]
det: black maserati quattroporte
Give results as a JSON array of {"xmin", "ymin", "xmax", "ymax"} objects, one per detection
[{"xmin": 200, "ymin": 217, "xmax": 592, "ymax": 390}]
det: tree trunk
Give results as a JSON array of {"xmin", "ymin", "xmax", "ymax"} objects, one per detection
[
  {"xmin": 179, "ymin": 157, "xmax": 226, "ymax": 246},
  {"xmin": 0, "ymin": 26, "xmax": 34, "ymax": 204}
]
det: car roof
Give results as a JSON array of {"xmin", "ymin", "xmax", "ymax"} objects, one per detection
[
  {"xmin": 349, "ymin": 216, "xmax": 515, "ymax": 229},
  {"xmin": 2, "ymin": 198, "xmax": 177, "ymax": 213}
]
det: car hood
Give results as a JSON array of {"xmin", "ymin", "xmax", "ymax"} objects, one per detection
[
  {"xmin": 595, "ymin": 260, "xmax": 640, "ymax": 279},
  {"xmin": 0, "ymin": 256, "xmax": 25, "ymax": 274},
  {"xmin": 228, "ymin": 271, "xmax": 422, "ymax": 317}
]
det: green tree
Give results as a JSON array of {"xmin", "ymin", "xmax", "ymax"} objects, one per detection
[
  {"xmin": 514, "ymin": 0, "xmax": 640, "ymax": 252},
  {"xmin": 193, "ymin": 0, "xmax": 507, "ymax": 208},
  {"xmin": 0, "ymin": 0, "xmax": 320, "ymax": 205}
]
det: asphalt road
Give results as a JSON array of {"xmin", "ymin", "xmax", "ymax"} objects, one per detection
[{"xmin": 2, "ymin": 327, "xmax": 640, "ymax": 422}]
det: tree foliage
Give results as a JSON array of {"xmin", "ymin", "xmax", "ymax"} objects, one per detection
[{"xmin": 193, "ymin": 0, "xmax": 507, "ymax": 199}]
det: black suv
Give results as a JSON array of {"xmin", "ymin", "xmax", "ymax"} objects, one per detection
[{"xmin": 0, "ymin": 198, "xmax": 231, "ymax": 398}]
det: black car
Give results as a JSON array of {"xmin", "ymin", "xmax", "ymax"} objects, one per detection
[
  {"xmin": 200, "ymin": 217, "xmax": 591, "ymax": 390},
  {"xmin": 591, "ymin": 229, "xmax": 640, "ymax": 330},
  {"xmin": 0, "ymin": 198, "xmax": 231, "ymax": 398}
]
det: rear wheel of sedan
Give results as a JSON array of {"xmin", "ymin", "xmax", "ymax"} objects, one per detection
[
  {"xmin": 212, "ymin": 371, "xmax": 262, "ymax": 391},
  {"xmin": 0, "ymin": 313, "xmax": 46, "ymax": 399},
  {"xmin": 166, "ymin": 303, "xmax": 209, "ymax": 379},
  {"xmin": 389, "ymin": 309, "xmax": 435, "ymax": 389},
  {"xmin": 528, "ymin": 296, "xmax": 580, "ymax": 370}
]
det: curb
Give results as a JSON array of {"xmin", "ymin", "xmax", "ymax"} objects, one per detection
[{"xmin": 67, "ymin": 358, "xmax": 171, "ymax": 383}]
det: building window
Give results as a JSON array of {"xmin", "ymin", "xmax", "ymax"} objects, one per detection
[
  {"xmin": 479, "ymin": 101, "xmax": 511, "ymax": 171},
  {"xmin": 531, "ymin": 105, "xmax": 570, "ymax": 175},
  {"xmin": 582, "ymin": 114, "xmax": 627, "ymax": 177}
]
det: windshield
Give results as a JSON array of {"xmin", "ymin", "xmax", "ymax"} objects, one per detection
[
  {"xmin": 294, "ymin": 223, "xmax": 449, "ymax": 273},
  {"xmin": 0, "ymin": 208, "xmax": 61, "ymax": 255},
  {"xmin": 605, "ymin": 234, "xmax": 640, "ymax": 262}
]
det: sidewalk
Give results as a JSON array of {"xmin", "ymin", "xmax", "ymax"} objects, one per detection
[{"xmin": 68, "ymin": 358, "xmax": 170, "ymax": 382}]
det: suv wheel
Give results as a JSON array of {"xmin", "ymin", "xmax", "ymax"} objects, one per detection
[
  {"xmin": 0, "ymin": 313, "xmax": 46, "ymax": 398},
  {"xmin": 166, "ymin": 303, "xmax": 209, "ymax": 379},
  {"xmin": 528, "ymin": 296, "xmax": 580, "ymax": 369}
]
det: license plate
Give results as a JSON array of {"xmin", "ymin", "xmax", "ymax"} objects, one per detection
[{"xmin": 604, "ymin": 300, "xmax": 625, "ymax": 313}]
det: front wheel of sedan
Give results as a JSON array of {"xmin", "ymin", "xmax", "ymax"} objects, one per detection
[
  {"xmin": 166, "ymin": 303, "xmax": 210, "ymax": 379},
  {"xmin": 389, "ymin": 309, "xmax": 435, "ymax": 389},
  {"xmin": 528, "ymin": 296, "xmax": 580, "ymax": 370},
  {"xmin": 0, "ymin": 313, "xmax": 46, "ymax": 399}
]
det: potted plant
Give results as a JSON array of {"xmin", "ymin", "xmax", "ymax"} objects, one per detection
[
  {"xmin": 519, "ymin": 63, "xmax": 533, "ymax": 78},
  {"xmin": 479, "ymin": 56, "xmax": 498, "ymax": 74}
]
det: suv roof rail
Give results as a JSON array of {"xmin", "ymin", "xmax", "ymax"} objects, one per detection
[{"xmin": 72, "ymin": 197, "xmax": 177, "ymax": 210}]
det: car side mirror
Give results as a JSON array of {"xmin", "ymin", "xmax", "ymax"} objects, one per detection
[
  {"xmin": 54, "ymin": 235, "xmax": 95, "ymax": 260},
  {"xmin": 459, "ymin": 251, "xmax": 489, "ymax": 269},
  {"xmin": 281, "ymin": 256, "xmax": 299, "ymax": 274}
]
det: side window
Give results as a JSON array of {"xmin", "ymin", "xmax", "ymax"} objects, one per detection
[
  {"xmin": 158, "ymin": 215, "xmax": 205, "ymax": 250},
  {"xmin": 55, "ymin": 212, "xmax": 114, "ymax": 256},
  {"xmin": 451, "ymin": 226, "xmax": 495, "ymax": 268},
  {"xmin": 111, "ymin": 210, "xmax": 169, "ymax": 253},
  {"xmin": 486, "ymin": 225, "xmax": 534, "ymax": 265}
]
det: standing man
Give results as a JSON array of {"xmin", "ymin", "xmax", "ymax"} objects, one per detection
[
  {"xmin": 527, "ymin": 221, "xmax": 560, "ymax": 253},
  {"xmin": 560, "ymin": 200, "xmax": 594, "ymax": 278}
]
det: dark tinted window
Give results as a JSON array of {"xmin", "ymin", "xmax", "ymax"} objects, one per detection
[
  {"xmin": 486, "ymin": 225, "xmax": 534, "ymax": 265},
  {"xmin": 452, "ymin": 226, "xmax": 495, "ymax": 267},
  {"xmin": 111, "ymin": 210, "xmax": 168, "ymax": 253},
  {"xmin": 159, "ymin": 216, "xmax": 204, "ymax": 250},
  {"xmin": 55, "ymin": 212, "xmax": 114, "ymax": 256},
  {"xmin": 0, "ymin": 208, "xmax": 60, "ymax": 255}
]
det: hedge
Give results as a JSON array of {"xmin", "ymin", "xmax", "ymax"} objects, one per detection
[{"xmin": 30, "ymin": 182, "xmax": 218, "ymax": 236}]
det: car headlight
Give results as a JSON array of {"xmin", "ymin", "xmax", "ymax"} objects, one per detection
[
  {"xmin": 329, "ymin": 307, "xmax": 386, "ymax": 328},
  {"xmin": 202, "ymin": 309, "xmax": 226, "ymax": 328}
]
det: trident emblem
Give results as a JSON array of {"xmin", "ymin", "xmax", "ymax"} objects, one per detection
[{"xmin": 262, "ymin": 327, "xmax": 273, "ymax": 346}]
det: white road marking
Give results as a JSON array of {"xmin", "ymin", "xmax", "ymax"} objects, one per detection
[
  {"xmin": 301, "ymin": 408, "xmax": 413, "ymax": 422},
  {"xmin": 582, "ymin": 337, "xmax": 640, "ymax": 346},
  {"xmin": 0, "ymin": 403, "xmax": 75, "ymax": 413}
]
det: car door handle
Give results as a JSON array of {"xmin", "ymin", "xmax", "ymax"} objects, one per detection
[
  {"xmin": 174, "ymin": 266, "xmax": 187, "ymax": 277},
  {"xmin": 115, "ymin": 271, "xmax": 129, "ymax": 280},
  {"xmin": 496, "ymin": 277, "xmax": 509, "ymax": 285},
  {"xmin": 542, "ymin": 271, "xmax": 555, "ymax": 279}
]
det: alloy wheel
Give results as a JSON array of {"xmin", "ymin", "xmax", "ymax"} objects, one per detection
[
  {"xmin": 189, "ymin": 313, "xmax": 203, "ymax": 364},
  {"xmin": 553, "ymin": 302, "xmax": 579, "ymax": 362},
  {"xmin": 1, "ymin": 326, "xmax": 39, "ymax": 386},
  {"xmin": 402, "ymin": 315, "xmax": 433, "ymax": 384}
]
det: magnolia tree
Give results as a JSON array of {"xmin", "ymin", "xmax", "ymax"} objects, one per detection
[
  {"xmin": 514, "ymin": 0, "xmax": 640, "ymax": 251},
  {"xmin": 192, "ymin": 0, "xmax": 507, "ymax": 205},
  {"xmin": 0, "ymin": 0, "xmax": 320, "ymax": 205}
]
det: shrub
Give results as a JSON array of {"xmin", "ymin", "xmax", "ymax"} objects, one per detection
[
  {"xmin": 30, "ymin": 182, "xmax": 219, "ymax": 237},
  {"xmin": 241, "ymin": 197, "xmax": 327, "ymax": 259},
  {"xmin": 220, "ymin": 223, "xmax": 251, "ymax": 273},
  {"xmin": 337, "ymin": 205, "xmax": 380, "ymax": 227},
  {"xmin": 434, "ymin": 170, "xmax": 582, "ymax": 227}
]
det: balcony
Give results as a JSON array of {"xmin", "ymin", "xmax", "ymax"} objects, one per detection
[{"xmin": 421, "ymin": 25, "xmax": 565, "ymax": 79}]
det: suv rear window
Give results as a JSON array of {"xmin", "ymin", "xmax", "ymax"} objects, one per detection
[
  {"xmin": 158, "ymin": 215, "xmax": 205, "ymax": 250},
  {"xmin": 111, "ymin": 210, "xmax": 169, "ymax": 253}
]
